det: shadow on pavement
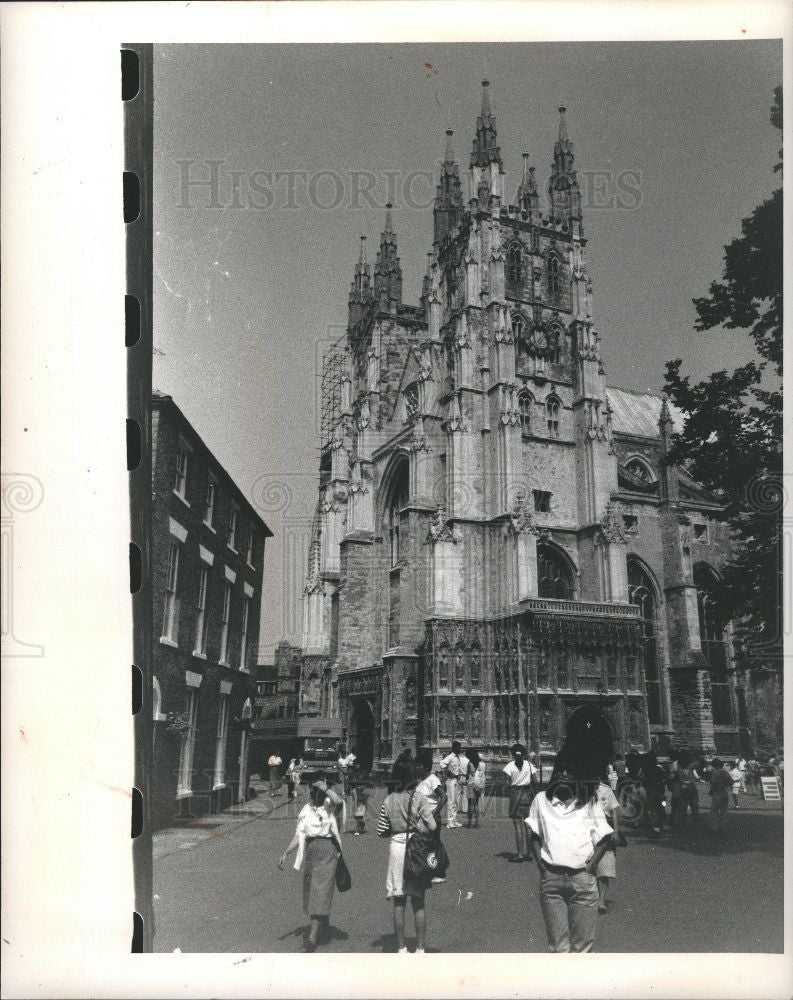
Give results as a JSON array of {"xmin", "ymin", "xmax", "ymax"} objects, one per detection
[
  {"xmin": 624, "ymin": 813, "xmax": 783, "ymax": 859},
  {"xmin": 277, "ymin": 923, "xmax": 349, "ymax": 949}
]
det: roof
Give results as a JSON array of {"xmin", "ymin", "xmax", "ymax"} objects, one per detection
[
  {"xmin": 152, "ymin": 392, "xmax": 273, "ymax": 537},
  {"xmin": 606, "ymin": 386, "xmax": 685, "ymax": 440}
]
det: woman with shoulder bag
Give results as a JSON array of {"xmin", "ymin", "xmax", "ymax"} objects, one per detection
[
  {"xmin": 377, "ymin": 758, "xmax": 437, "ymax": 954},
  {"xmin": 279, "ymin": 780, "xmax": 345, "ymax": 952}
]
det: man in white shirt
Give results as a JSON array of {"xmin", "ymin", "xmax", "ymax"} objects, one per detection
[
  {"xmin": 268, "ymin": 752, "xmax": 282, "ymax": 796},
  {"xmin": 440, "ymin": 741, "xmax": 465, "ymax": 828}
]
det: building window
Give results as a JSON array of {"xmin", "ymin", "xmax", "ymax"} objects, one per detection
[
  {"xmin": 177, "ymin": 690, "xmax": 199, "ymax": 797},
  {"xmin": 538, "ymin": 546, "xmax": 574, "ymax": 600},
  {"xmin": 518, "ymin": 392, "xmax": 532, "ymax": 433},
  {"xmin": 693, "ymin": 522, "xmax": 709, "ymax": 543},
  {"xmin": 204, "ymin": 479, "xmax": 216, "ymax": 528},
  {"xmin": 506, "ymin": 242, "xmax": 522, "ymax": 283},
  {"xmin": 387, "ymin": 464, "xmax": 409, "ymax": 567},
  {"xmin": 533, "ymin": 490, "xmax": 551, "ymax": 514},
  {"xmin": 512, "ymin": 314, "xmax": 524, "ymax": 344},
  {"xmin": 623, "ymin": 514, "xmax": 638, "ymax": 534},
  {"xmin": 174, "ymin": 446, "xmax": 189, "ymax": 500},
  {"xmin": 246, "ymin": 528, "xmax": 255, "ymax": 566},
  {"xmin": 548, "ymin": 254, "xmax": 560, "ymax": 297},
  {"xmin": 628, "ymin": 558, "xmax": 662, "ymax": 724},
  {"xmin": 213, "ymin": 696, "xmax": 230, "ymax": 790},
  {"xmin": 438, "ymin": 646, "xmax": 450, "ymax": 688},
  {"xmin": 404, "ymin": 384, "xmax": 419, "ymax": 422},
  {"xmin": 546, "ymin": 398, "xmax": 560, "ymax": 437},
  {"xmin": 227, "ymin": 507, "xmax": 238, "ymax": 551},
  {"xmin": 625, "ymin": 458, "xmax": 654, "ymax": 483},
  {"xmin": 219, "ymin": 582, "xmax": 232, "ymax": 664},
  {"xmin": 695, "ymin": 565, "xmax": 732, "ymax": 725},
  {"xmin": 239, "ymin": 597, "xmax": 250, "ymax": 670},
  {"xmin": 194, "ymin": 565, "xmax": 209, "ymax": 656},
  {"xmin": 162, "ymin": 540, "xmax": 182, "ymax": 643}
]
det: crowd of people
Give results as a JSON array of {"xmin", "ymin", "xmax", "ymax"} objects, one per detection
[{"xmin": 272, "ymin": 741, "xmax": 783, "ymax": 954}]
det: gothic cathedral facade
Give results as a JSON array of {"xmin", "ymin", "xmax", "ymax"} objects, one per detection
[{"xmin": 301, "ymin": 82, "xmax": 750, "ymax": 771}]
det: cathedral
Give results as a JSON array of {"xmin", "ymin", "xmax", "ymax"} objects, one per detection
[{"xmin": 300, "ymin": 81, "xmax": 752, "ymax": 772}]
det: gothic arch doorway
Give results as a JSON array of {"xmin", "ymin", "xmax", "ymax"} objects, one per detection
[
  {"xmin": 350, "ymin": 697, "xmax": 375, "ymax": 771},
  {"xmin": 566, "ymin": 705, "xmax": 614, "ymax": 771}
]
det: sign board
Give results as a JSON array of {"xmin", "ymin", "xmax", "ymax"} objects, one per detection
[
  {"xmin": 297, "ymin": 716, "xmax": 344, "ymax": 739},
  {"xmin": 761, "ymin": 776, "xmax": 781, "ymax": 801}
]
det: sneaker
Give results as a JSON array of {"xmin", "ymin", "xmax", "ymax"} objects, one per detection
[
  {"xmin": 414, "ymin": 948, "xmax": 426, "ymax": 954},
  {"xmin": 431, "ymin": 877, "xmax": 446, "ymax": 884},
  {"xmin": 397, "ymin": 947, "xmax": 408, "ymax": 954},
  {"xmin": 354, "ymin": 832, "xmax": 360, "ymax": 836}
]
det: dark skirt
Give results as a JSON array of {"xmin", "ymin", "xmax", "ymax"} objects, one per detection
[
  {"xmin": 508, "ymin": 785, "xmax": 534, "ymax": 819},
  {"xmin": 302, "ymin": 837, "xmax": 338, "ymax": 917}
]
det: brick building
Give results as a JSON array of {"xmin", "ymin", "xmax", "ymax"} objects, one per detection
[
  {"xmin": 151, "ymin": 392, "xmax": 272, "ymax": 826},
  {"xmin": 300, "ymin": 83, "xmax": 763, "ymax": 772}
]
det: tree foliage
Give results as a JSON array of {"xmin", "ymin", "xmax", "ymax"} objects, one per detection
[{"xmin": 664, "ymin": 86, "xmax": 782, "ymax": 665}]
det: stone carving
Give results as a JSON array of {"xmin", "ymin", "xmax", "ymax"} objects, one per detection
[
  {"xmin": 509, "ymin": 490, "xmax": 540, "ymax": 536},
  {"xmin": 601, "ymin": 501, "xmax": 627, "ymax": 545},
  {"xmin": 471, "ymin": 701, "xmax": 482, "ymax": 738},
  {"xmin": 439, "ymin": 702, "xmax": 450, "ymax": 738},
  {"xmin": 426, "ymin": 507, "xmax": 456, "ymax": 544}
]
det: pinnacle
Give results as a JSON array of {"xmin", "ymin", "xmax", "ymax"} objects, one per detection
[
  {"xmin": 481, "ymin": 79, "xmax": 491, "ymax": 118},
  {"xmin": 444, "ymin": 127, "xmax": 455, "ymax": 164},
  {"xmin": 358, "ymin": 234, "xmax": 367, "ymax": 266},
  {"xmin": 558, "ymin": 105, "xmax": 569, "ymax": 143}
]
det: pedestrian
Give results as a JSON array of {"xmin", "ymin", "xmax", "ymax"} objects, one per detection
[
  {"xmin": 352, "ymin": 769, "xmax": 372, "ymax": 835},
  {"xmin": 285, "ymin": 756, "xmax": 302, "ymax": 801},
  {"xmin": 337, "ymin": 746, "xmax": 356, "ymax": 805},
  {"xmin": 624, "ymin": 747, "xmax": 641, "ymax": 781},
  {"xmin": 457, "ymin": 745, "xmax": 471, "ymax": 822},
  {"xmin": 465, "ymin": 749, "xmax": 486, "ymax": 828},
  {"xmin": 268, "ymin": 751, "xmax": 283, "ymax": 796},
  {"xmin": 595, "ymin": 769, "xmax": 621, "ymax": 915},
  {"xmin": 416, "ymin": 750, "xmax": 448, "ymax": 884},
  {"xmin": 669, "ymin": 750, "xmax": 700, "ymax": 827},
  {"xmin": 503, "ymin": 742, "xmax": 538, "ymax": 862},
  {"xmin": 639, "ymin": 751, "xmax": 667, "ymax": 836},
  {"xmin": 613, "ymin": 754, "xmax": 626, "ymax": 784},
  {"xmin": 736, "ymin": 755, "xmax": 747, "ymax": 792},
  {"xmin": 440, "ymin": 741, "xmax": 465, "ymax": 829},
  {"xmin": 729, "ymin": 761, "xmax": 742, "ymax": 808},
  {"xmin": 747, "ymin": 756, "xmax": 760, "ymax": 793},
  {"xmin": 278, "ymin": 780, "xmax": 344, "ymax": 952},
  {"xmin": 526, "ymin": 746, "xmax": 614, "ymax": 953},
  {"xmin": 377, "ymin": 757, "xmax": 437, "ymax": 954},
  {"xmin": 708, "ymin": 758, "xmax": 733, "ymax": 833},
  {"xmin": 606, "ymin": 762, "xmax": 618, "ymax": 792}
]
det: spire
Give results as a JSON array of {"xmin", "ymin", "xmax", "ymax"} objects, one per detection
[
  {"xmin": 516, "ymin": 150, "xmax": 540, "ymax": 216},
  {"xmin": 470, "ymin": 79, "xmax": 503, "ymax": 171},
  {"xmin": 434, "ymin": 128, "xmax": 464, "ymax": 243},
  {"xmin": 548, "ymin": 103, "xmax": 582, "ymax": 224},
  {"xmin": 348, "ymin": 233, "xmax": 373, "ymax": 327},
  {"xmin": 374, "ymin": 203, "xmax": 402, "ymax": 309}
]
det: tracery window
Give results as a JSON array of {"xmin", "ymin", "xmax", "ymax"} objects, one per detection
[
  {"xmin": 627, "ymin": 558, "xmax": 662, "ymax": 724},
  {"xmin": 625, "ymin": 458, "xmax": 654, "ymax": 483},
  {"xmin": 547, "ymin": 326, "xmax": 562, "ymax": 364},
  {"xmin": 548, "ymin": 254, "xmax": 561, "ymax": 297},
  {"xmin": 695, "ymin": 565, "xmax": 732, "ymax": 725},
  {"xmin": 538, "ymin": 546, "xmax": 574, "ymax": 600},
  {"xmin": 506, "ymin": 242, "xmax": 522, "ymax": 283},
  {"xmin": 546, "ymin": 397, "xmax": 560, "ymax": 437}
]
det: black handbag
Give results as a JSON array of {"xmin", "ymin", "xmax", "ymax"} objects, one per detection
[
  {"xmin": 331, "ymin": 834, "xmax": 351, "ymax": 892},
  {"xmin": 404, "ymin": 791, "xmax": 450, "ymax": 883}
]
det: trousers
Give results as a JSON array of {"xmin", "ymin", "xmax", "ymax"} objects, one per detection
[
  {"xmin": 539, "ymin": 867, "xmax": 599, "ymax": 953},
  {"xmin": 445, "ymin": 778, "xmax": 460, "ymax": 824}
]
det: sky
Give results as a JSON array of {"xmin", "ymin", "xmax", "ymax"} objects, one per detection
[{"xmin": 152, "ymin": 41, "xmax": 782, "ymax": 660}]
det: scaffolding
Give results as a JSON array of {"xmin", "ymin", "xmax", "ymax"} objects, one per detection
[{"xmin": 320, "ymin": 346, "xmax": 346, "ymax": 451}]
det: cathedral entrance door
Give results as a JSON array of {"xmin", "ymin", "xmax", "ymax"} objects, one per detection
[
  {"xmin": 566, "ymin": 704, "xmax": 614, "ymax": 771},
  {"xmin": 350, "ymin": 698, "xmax": 375, "ymax": 771}
]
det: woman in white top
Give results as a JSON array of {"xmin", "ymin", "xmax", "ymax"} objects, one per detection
[
  {"xmin": 466, "ymin": 749, "xmax": 487, "ymax": 828},
  {"xmin": 527, "ymin": 748, "xmax": 614, "ymax": 952},
  {"xmin": 279, "ymin": 781, "xmax": 343, "ymax": 952},
  {"xmin": 503, "ymin": 743, "xmax": 538, "ymax": 862}
]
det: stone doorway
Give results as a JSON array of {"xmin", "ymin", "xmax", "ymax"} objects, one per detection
[
  {"xmin": 566, "ymin": 704, "xmax": 615, "ymax": 771},
  {"xmin": 350, "ymin": 697, "xmax": 375, "ymax": 771}
]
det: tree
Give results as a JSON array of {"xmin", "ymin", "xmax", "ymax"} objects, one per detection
[{"xmin": 663, "ymin": 86, "xmax": 782, "ymax": 668}]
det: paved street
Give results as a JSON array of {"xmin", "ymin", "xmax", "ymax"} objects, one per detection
[{"xmin": 153, "ymin": 781, "xmax": 783, "ymax": 954}]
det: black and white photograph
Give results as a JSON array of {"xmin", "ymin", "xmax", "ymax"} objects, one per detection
[
  {"xmin": 146, "ymin": 38, "xmax": 784, "ymax": 955},
  {"xmin": 1, "ymin": 2, "xmax": 790, "ymax": 997}
]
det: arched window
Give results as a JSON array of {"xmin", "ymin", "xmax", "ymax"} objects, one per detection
[
  {"xmin": 506, "ymin": 242, "xmax": 522, "ymax": 283},
  {"xmin": 626, "ymin": 457, "xmax": 654, "ymax": 483},
  {"xmin": 548, "ymin": 254, "xmax": 560, "ymax": 297},
  {"xmin": 385, "ymin": 462, "xmax": 409, "ymax": 567},
  {"xmin": 512, "ymin": 314, "xmax": 524, "ymax": 343},
  {"xmin": 538, "ymin": 545, "xmax": 574, "ymax": 599},
  {"xmin": 627, "ymin": 558, "xmax": 662, "ymax": 724},
  {"xmin": 518, "ymin": 391, "xmax": 532, "ymax": 433},
  {"xmin": 546, "ymin": 397, "xmax": 560, "ymax": 437},
  {"xmin": 695, "ymin": 564, "xmax": 732, "ymax": 725}
]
